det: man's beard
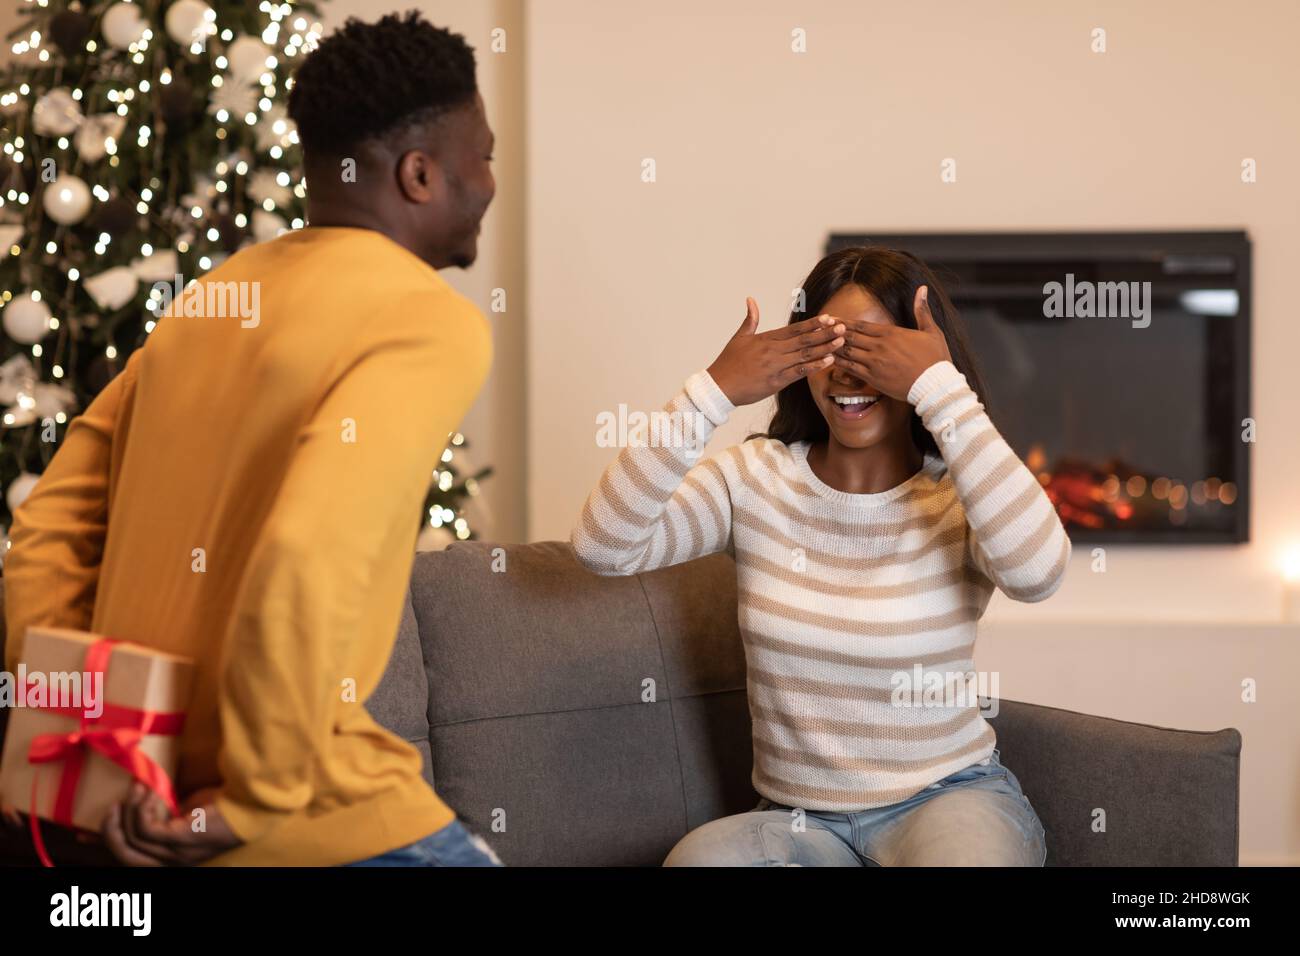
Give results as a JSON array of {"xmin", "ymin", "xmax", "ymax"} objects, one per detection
[{"xmin": 443, "ymin": 172, "xmax": 482, "ymax": 269}]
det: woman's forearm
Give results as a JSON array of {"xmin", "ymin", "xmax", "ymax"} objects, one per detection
[
  {"xmin": 908, "ymin": 360, "xmax": 1072, "ymax": 601},
  {"xmin": 571, "ymin": 370, "xmax": 736, "ymax": 576}
]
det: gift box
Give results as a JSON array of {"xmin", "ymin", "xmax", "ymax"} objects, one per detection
[{"xmin": 0, "ymin": 627, "xmax": 193, "ymax": 862}]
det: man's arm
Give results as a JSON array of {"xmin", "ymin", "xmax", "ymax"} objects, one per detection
[{"xmin": 4, "ymin": 350, "xmax": 142, "ymax": 672}]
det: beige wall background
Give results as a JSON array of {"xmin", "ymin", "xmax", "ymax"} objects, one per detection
[{"xmin": 523, "ymin": 0, "xmax": 1300, "ymax": 864}]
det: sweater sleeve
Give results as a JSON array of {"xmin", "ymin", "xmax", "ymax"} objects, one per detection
[
  {"xmin": 214, "ymin": 303, "xmax": 491, "ymax": 842},
  {"xmin": 571, "ymin": 369, "xmax": 736, "ymax": 576},
  {"xmin": 907, "ymin": 360, "xmax": 1071, "ymax": 602},
  {"xmin": 3, "ymin": 349, "xmax": 142, "ymax": 673}
]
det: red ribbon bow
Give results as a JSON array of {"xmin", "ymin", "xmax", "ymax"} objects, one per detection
[{"xmin": 25, "ymin": 638, "xmax": 186, "ymax": 867}]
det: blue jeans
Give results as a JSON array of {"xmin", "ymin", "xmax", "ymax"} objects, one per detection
[
  {"xmin": 344, "ymin": 819, "xmax": 505, "ymax": 867},
  {"xmin": 664, "ymin": 749, "xmax": 1047, "ymax": 866}
]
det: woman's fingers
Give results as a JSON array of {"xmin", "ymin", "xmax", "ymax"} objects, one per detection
[
  {"xmin": 780, "ymin": 319, "xmax": 845, "ymax": 356},
  {"xmin": 914, "ymin": 285, "xmax": 937, "ymax": 329},
  {"xmin": 833, "ymin": 352, "xmax": 874, "ymax": 380},
  {"xmin": 781, "ymin": 325, "xmax": 845, "ymax": 365},
  {"xmin": 841, "ymin": 318, "xmax": 890, "ymax": 342},
  {"xmin": 772, "ymin": 314, "xmax": 835, "ymax": 340},
  {"xmin": 774, "ymin": 352, "xmax": 835, "ymax": 388},
  {"xmin": 837, "ymin": 343, "xmax": 877, "ymax": 364}
]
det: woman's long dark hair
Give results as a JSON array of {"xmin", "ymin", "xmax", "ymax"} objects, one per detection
[{"xmin": 749, "ymin": 246, "xmax": 992, "ymax": 459}]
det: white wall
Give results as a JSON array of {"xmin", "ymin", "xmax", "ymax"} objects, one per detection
[{"xmin": 524, "ymin": 0, "xmax": 1300, "ymax": 863}]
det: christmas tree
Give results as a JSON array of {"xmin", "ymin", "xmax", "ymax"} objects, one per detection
[{"xmin": 0, "ymin": 0, "xmax": 488, "ymax": 566}]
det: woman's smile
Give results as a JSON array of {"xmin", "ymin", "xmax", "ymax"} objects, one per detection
[{"xmin": 830, "ymin": 393, "xmax": 882, "ymax": 421}]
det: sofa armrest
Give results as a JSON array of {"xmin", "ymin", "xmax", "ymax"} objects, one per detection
[{"xmin": 986, "ymin": 698, "xmax": 1241, "ymax": 866}]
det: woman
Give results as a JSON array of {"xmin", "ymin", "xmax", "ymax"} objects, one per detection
[{"xmin": 571, "ymin": 247, "xmax": 1069, "ymax": 866}]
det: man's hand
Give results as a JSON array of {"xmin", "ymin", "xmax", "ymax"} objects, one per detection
[
  {"xmin": 832, "ymin": 285, "xmax": 952, "ymax": 401},
  {"xmin": 1, "ymin": 799, "xmax": 22, "ymax": 831},
  {"xmin": 103, "ymin": 783, "xmax": 243, "ymax": 866},
  {"xmin": 707, "ymin": 297, "xmax": 845, "ymax": 406}
]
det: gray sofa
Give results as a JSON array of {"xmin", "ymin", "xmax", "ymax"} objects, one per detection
[{"xmin": 0, "ymin": 541, "xmax": 1242, "ymax": 865}]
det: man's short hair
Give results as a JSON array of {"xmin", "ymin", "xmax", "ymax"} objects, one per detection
[{"xmin": 288, "ymin": 11, "xmax": 477, "ymax": 157}]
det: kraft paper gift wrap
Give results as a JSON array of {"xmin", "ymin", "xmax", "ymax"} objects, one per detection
[{"xmin": 0, "ymin": 626, "xmax": 194, "ymax": 835}]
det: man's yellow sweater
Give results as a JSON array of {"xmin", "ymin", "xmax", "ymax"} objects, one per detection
[{"xmin": 3, "ymin": 227, "xmax": 492, "ymax": 865}]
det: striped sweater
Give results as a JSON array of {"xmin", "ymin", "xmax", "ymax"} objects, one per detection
[{"xmin": 571, "ymin": 359, "xmax": 1071, "ymax": 811}]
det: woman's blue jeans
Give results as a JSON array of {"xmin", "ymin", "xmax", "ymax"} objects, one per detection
[{"xmin": 664, "ymin": 749, "xmax": 1047, "ymax": 866}]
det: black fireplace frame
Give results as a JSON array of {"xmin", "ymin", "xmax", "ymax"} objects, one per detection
[{"xmin": 825, "ymin": 231, "xmax": 1252, "ymax": 545}]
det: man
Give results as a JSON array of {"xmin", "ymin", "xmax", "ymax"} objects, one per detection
[{"xmin": 3, "ymin": 12, "xmax": 500, "ymax": 866}]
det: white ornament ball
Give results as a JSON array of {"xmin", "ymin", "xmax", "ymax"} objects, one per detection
[
  {"xmin": 42, "ymin": 174, "xmax": 92, "ymax": 225},
  {"xmin": 102, "ymin": 2, "xmax": 148, "ymax": 50},
  {"xmin": 6, "ymin": 473, "xmax": 41, "ymax": 514},
  {"xmin": 165, "ymin": 0, "xmax": 212, "ymax": 45},
  {"xmin": 226, "ymin": 36, "xmax": 272, "ymax": 82},
  {"xmin": 3, "ymin": 294, "xmax": 52, "ymax": 345}
]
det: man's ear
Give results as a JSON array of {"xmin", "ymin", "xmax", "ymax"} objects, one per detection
[{"xmin": 395, "ymin": 148, "xmax": 443, "ymax": 204}]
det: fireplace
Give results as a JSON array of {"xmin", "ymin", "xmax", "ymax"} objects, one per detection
[{"xmin": 827, "ymin": 232, "xmax": 1251, "ymax": 544}]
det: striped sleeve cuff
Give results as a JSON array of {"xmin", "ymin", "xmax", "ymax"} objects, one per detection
[
  {"xmin": 907, "ymin": 360, "xmax": 966, "ymax": 410},
  {"xmin": 684, "ymin": 369, "xmax": 735, "ymax": 427}
]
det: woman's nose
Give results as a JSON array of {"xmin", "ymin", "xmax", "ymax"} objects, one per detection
[{"xmin": 830, "ymin": 366, "xmax": 864, "ymax": 387}]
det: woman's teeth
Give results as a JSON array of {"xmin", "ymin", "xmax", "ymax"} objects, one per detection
[{"xmin": 832, "ymin": 395, "xmax": 880, "ymax": 417}]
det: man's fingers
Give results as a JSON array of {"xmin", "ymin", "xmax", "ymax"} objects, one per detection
[
  {"xmin": 134, "ymin": 800, "xmax": 193, "ymax": 846},
  {"xmin": 118, "ymin": 786, "xmax": 180, "ymax": 862},
  {"xmin": 1, "ymin": 801, "xmax": 23, "ymax": 830},
  {"xmin": 103, "ymin": 803, "xmax": 168, "ymax": 867}
]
